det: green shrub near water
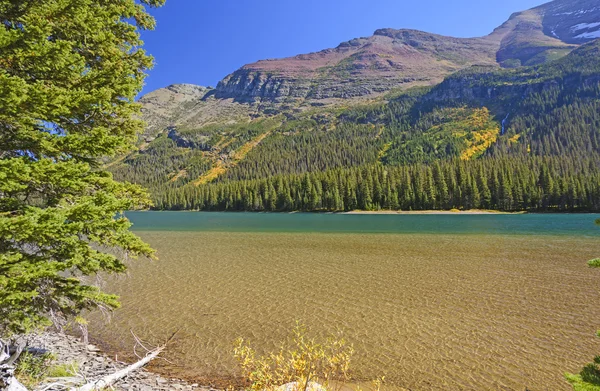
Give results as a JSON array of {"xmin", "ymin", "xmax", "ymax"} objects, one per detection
[
  {"xmin": 14, "ymin": 352, "xmax": 55, "ymax": 387},
  {"xmin": 14, "ymin": 352, "xmax": 78, "ymax": 388},
  {"xmin": 566, "ymin": 373, "xmax": 600, "ymax": 391},
  {"xmin": 566, "ymin": 357, "xmax": 600, "ymax": 391},
  {"xmin": 581, "ymin": 358, "xmax": 600, "ymax": 385},
  {"xmin": 567, "ymin": 220, "xmax": 600, "ymax": 390}
]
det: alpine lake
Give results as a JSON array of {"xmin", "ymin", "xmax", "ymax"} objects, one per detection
[{"xmin": 88, "ymin": 212, "xmax": 600, "ymax": 391}]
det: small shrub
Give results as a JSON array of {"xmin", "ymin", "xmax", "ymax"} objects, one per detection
[
  {"xmin": 15, "ymin": 352, "xmax": 78, "ymax": 388},
  {"xmin": 47, "ymin": 361, "xmax": 79, "ymax": 378},
  {"xmin": 581, "ymin": 362, "xmax": 600, "ymax": 385},
  {"xmin": 567, "ymin": 357, "xmax": 600, "ymax": 390},
  {"xmin": 15, "ymin": 352, "xmax": 55, "ymax": 388},
  {"xmin": 565, "ymin": 373, "xmax": 600, "ymax": 391},
  {"xmin": 234, "ymin": 323, "xmax": 367, "ymax": 391},
  {"xmin": 588, "ymin": 259, "xmax": 600, "ymax": 268}
]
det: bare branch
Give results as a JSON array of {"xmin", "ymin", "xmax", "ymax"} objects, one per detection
[{"xmin": 69, "ymin": 345, "xmax": 165, "ymax": 391}]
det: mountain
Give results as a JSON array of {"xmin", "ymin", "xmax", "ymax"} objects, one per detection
[
  {"xmin": 215, "ymin": 30, "xmax": 499, "ymax": 103},
  {"xmin": 536, "ymin": 0, "xmax": 600, "ymax": 43},
  {"xmin": 110, "ymin": 0, "xmax": 600, "ymax": 213},
  {"xmin": 490, "ymin": 0, "xmax": 600, "ymax": 67},
  {"xmin": 213, "ymin": 0, "xmax": 600, "ymax": 104},
  {"xmin": 141, "ymin": 0, "xmax": 600, "ymax": 110}
]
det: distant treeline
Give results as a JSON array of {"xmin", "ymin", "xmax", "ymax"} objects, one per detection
[{"xmin": 152, "ymin": 155, "xmax": 600, "ymax": 212}]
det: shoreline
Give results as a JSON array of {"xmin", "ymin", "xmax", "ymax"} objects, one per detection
[
  {"xmin": 86, "ymin": 333, "xmax": 243, "ymax": 390},
  {"xmin": 137, "ymin": 209, "xmax": 600, "ymax": 214},
  {"xmin": 339, "ymin": 209, "xmax": 525, "ymax": 215},
  {"xmin": 27, "ymin": 331, "xmax": 215, "ymax": 391}
]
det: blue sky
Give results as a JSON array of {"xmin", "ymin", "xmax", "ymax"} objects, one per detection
[{"xmin": 139, "ymin": 0, "xmax": 548, "ymax": 95}]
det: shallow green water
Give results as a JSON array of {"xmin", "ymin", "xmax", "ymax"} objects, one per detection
[
  {"xmin": 90, "ymin": 212, "xmax": 600, "ymax": 391},
  {"xmin": 126, "ymin": 211, "xmax": 600, "ymax": 236}
]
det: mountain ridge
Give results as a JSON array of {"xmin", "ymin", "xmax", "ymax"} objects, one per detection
[
  {"xmin": 209, "ymin": 0, "xmax": 600, "ymax": 104},
  {"xmin": 141, "ymin": 0, "xmax": 600, "ymax": 107}
]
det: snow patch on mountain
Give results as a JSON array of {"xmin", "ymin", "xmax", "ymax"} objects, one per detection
[
  {"xmin": 571, "ymin": 22, "xmax": 600, "ymax": 31},
  {"xmin": 575, "ymin": 30, "xmax": 600, "ymax": 39},
  {"xmin": 556, "ymin": 7, "xmax": 600, "ymax": 16}
]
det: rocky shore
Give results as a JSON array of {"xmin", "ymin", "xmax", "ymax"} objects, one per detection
[{"xmin": 28, "ymin": 332, "xmax": 217, "ymax": 391}]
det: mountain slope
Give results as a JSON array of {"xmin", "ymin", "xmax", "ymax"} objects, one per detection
[
  {"xmin": 174, "ymin": 41, "xmax": 600, "ymax": 213},
  {"xmin": 539, "ymin": 0, "xmax": 600, "ymax": 43},
  {"xmin": 213, "ymin": 0, "xmax": 600, "ymax": 103},
  {"xmin": 215, "ymin": 30, "xmax": 499, "ymax": 103},
  {"xmin": 490, "ymin": 0, "xmax": 600, "ymax": 67},
  {"xmin": 138, "ymin": 83, "xmax": 257, "ymax": 142},
  {"xmin": 110, "ymin": 40, "xmax": 600, "ymax": 212},
  {"xmin": 138, "ymin": 0, "xmax": 600, "ymax": 112},
  {"xmin": 110, "ymin": 0, "xmax": 600, "ymax": 212}
]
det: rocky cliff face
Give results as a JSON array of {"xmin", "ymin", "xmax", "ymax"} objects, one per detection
[
  {"xmin": 139, "ymin": 84, "xmax": 211, "ymax": 140},
  {"xmin": 139, "ymin": 0, "xmax": 600, "ymax": 111},
  {"xmin": 138, "ymin": 84, "xmax": 256, "ymax": 142},
  {"xmin": 216, "ymin": 29, "xmax": 499, "ymax": 103},
  {"xmin": 214, "ymin": 0, "xmax": 600, "ymax": 103},
  {"xmin": 423, "ymin": 40, "xmax": 600, "ymax": 108}
]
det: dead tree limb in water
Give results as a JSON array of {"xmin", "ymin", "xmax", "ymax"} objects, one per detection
[
  {"xmin": 0, "ymin": 331, "xmax": 179, "ymax": 391},
  {"xmin": 70, "ymin": 345, "xmax": 165, "ymax": 391},
  {"xmin": 70, "ymin": 330, "xmax": 179, "ymax": 391}
]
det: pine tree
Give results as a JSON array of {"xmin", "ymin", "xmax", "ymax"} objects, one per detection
[{"xmin": 0, "ymin": 0, "xmax": 164, "ymax": 337}]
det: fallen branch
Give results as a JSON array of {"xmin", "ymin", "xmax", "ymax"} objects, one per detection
[
  {"xmin": 69, "ymin": 345, "xmax": 165, "ymax": 391},
  {"xmin": 0, "ymin": 364, "xmax": 28, "ymax": 391},
  {"xmin": 1, "ymin": 338, "xmax": 28, "ymax": 391},
  {"xmin": 38, "ymin": 376, "xmax": 85, "ymax": 390},
  {"xmin": 0, "ymin": 339, "xmax": 9, "ymax": 363},
  {"xmin": 0, "ymin": 330, "xmax": 180, "ymax": 391}
]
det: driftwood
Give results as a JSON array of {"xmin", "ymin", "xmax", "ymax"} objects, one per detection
[
  {"xmin": 0, "ymin": 340, "xmax": 9, "ymax": 363},
  {"xmin": 1, "ymin": 338, "xmax": 28, "ymax": 391},
  {"xmin": 70, "ymin": 345, "xmax": 164, "ymax": 391},
  {"xmin": 2, "ymin": 347, "xmax": 164, "ymax": 391},
  {"xmin": 69, "ymin": 330, "xmax": 180, "ymax": 391},
  {"xmin": 0, "ymin": 364, "xmax": 29, "ymax": 391},
  {"xmin": 0, "ymin": 331, "xmax": 177, "ymax": 391},
  {"xmin": 36, "ymin": 377, "xmax": 85, "ymax": 391}
]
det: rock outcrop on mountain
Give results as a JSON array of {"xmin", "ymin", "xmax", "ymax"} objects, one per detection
[
  {"xmin": 138, "ymin": 84, "xmax": 255, "ymax": 142},
  {"xmin": 540, "ymin": 0, "xmax": 600, "ymax": 43},
  {"xmin": 422, "ymin": 39, "xmax": 600, "ymax": 107},
  {"xmin": 212, "ymin": 0, "xmax": 600, "ymax": 103},
  {"xmin": 215, "ymin": 30, "xmax": 499, "ymax": 103}
]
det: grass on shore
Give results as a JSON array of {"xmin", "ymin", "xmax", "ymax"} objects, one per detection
[{"xmin": 15, "ymin": 352, "xmax": 79, "ymax": 389}]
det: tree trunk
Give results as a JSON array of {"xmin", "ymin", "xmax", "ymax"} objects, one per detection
[{"xmin": 70, "ymin": 346, "xmax": 164, "ymax": 391}]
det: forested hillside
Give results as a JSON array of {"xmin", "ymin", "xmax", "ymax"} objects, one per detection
[{"xmin": 109, "ymin": 39, "xmax": 600, "ymax": 212}]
